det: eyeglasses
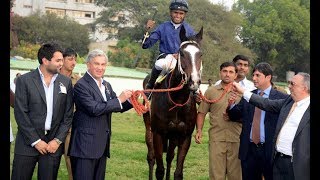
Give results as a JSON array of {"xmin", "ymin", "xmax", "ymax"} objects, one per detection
[{"xmin": 287, "ymin": 80, "xmax": 297, "ymax": 86}]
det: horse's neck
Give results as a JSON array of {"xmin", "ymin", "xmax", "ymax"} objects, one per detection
[
  {"xmin": 165, "ymin": 67, "xmax": 190, "ymax": 102},
  {"xmin": 165, "ymin": 65, "xmax": 183, "ymax": 88}
]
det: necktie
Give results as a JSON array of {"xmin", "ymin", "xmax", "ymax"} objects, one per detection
[
  {"xmin": 252, "ymin": 91, "xmax": 264, "ymax": 144},
  {"xmin": 286, "ymin": 102, "xmax": 297, "ymax": 120}
]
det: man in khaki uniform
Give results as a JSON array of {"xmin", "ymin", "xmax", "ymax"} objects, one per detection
[
  {"xmin": 60, "ymin": 48, "xmax": 81, "ymax": 180},
  {"xmin": 195, "ymin": 61, "xmax": 242, "ymax": 180}
]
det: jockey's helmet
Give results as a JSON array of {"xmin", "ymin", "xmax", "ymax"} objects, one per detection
[{"xmin": 169, "ymin": 0, "xmax": 189, "ymax": 12}]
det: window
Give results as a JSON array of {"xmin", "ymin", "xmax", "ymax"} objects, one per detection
[
  {"xmin": 75, "ymin": 0, "xmax": 94, "ymax": 3},
  {"xmin": 46, "ymin": 8, "xmax": 66, "ymax": 17},
  {"xmin": 23, "ymin": 5, "xmax": 32, "ymax": 8}
]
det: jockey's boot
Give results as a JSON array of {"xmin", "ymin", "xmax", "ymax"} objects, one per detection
[
  {"xmin": 146, "ymin": 67, "xmax": 162, "ymax": 89},
  {"xmin": 144, "ymin": 67, "xmax": 162, "ymax": 98}
]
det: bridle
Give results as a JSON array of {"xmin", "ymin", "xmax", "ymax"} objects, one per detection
[{"xmin": 177, "ymin": 40, "xmax": 201, "ymax": 84}]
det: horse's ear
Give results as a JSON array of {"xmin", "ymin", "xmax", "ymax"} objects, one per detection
[
  {"xmin": 179, "ymin": 25, "xmax": 188, "ymax": 42},
  {"xmin": 195, "ymin": 26, "xmax": 203, "ymax": 43}
]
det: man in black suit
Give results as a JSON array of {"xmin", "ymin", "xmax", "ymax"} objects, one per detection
[
  {"xmin": 11, "ymin": 43, "xmax": 74, "ymax": 180},
  {"xmin": 231, "ymin": 72, "xmax": 310, "ymax": 180},
  {"xmin": 68, "ymin": 49, "xmax": 133, "ymax": 180},
  {"xmin": 228, "ymin": 62, "xmax": 288, "ymax": 180}
]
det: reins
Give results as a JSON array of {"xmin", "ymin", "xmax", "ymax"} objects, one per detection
[
  {"xmin": 197, "ymin": 83, "xmax": 233, "ymax": 104},
  {"xmin": 129, "ymin": 78, "xmax": 185, "ymax": 116},
  {"xmin": 130, "ymin": 40, "xmax": 231, "ymax": 115}
]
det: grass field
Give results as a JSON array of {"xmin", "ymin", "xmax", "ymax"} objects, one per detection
[{"xmin": 10, "ymin": 108, "xmax": 211, "ymax": 180}]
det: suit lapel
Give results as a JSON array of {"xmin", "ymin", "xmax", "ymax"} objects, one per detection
[
  {"xmin": 52, "ymin": 75, "xmax": 60, "ymax": 113},
  {"xmin": 32, "ymin": 70, "xmax": 46, "ymax": 104},
  {"xmin": 294, "ymin": 106, "xmax": 310, "ymax": 138},
  {"xmin": 84, "ymin": 73, "xmax": 105, "ymax": 101},
  {"xmin": 103, "ymin": 80, "xmax": 112, "ymax": 100},
  {"xmin": 249, "ymin": 89, "xmax": 259, "ymax": 122}
]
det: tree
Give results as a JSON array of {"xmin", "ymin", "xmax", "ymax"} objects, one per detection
[
  {"xmin": 94, "ymin": 0, "xmax": 254, "ymax": 80},
  {"xmin": 235, "ymin": 0, "xmax": 310, "ymax": 81},
  {"xmin": 10, "ymin": 0, "xmax": 19, "ymax": 49},
  {"xmin": 12, "ymin": 12, "xmax": 90, "ymax": 56},
  {"xmin": 108, "ymin": 38, "xmax": 152, "ymax": 68}
]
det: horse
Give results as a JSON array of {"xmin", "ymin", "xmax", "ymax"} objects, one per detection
[{"xmin": 142, "ymin": 25, "xmax": 203, "ymax": 180}]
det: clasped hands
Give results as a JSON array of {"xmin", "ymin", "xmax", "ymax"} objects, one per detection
[{"xmin": 34, "ymin": 139, "xmax": 61, "ymax": 155}]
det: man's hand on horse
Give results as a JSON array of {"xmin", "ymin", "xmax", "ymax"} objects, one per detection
[{"xmin": 146, "ymin": 20, "xmax": 155, "ymax": 30}]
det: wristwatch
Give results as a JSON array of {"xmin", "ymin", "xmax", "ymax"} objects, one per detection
[{"xmin": 54, "ymin": 138, "xmax": 62, "ymax": 145}]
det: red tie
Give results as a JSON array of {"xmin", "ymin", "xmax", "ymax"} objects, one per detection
[{"xmin": 252, "ymin": 91, "xmax": 264, "ymax": 144}]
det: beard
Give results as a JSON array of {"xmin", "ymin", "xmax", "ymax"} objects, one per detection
[{"xmin": 47, "ymin": 66, "xmax": 59, "ymax": 74}]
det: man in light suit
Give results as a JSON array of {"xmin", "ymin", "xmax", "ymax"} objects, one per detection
[
  {"xmin": 231, "ymin": 72, "xmax": 310, "ymax": 180},
  {"xmin": 227, "ymin": 62, "xmax": 288, "ymax": 180},
  {"xmin": 12, "ymin": 43, "xmax": 74, "ymax": 180},
  {"xmin": 68, "ymin": 49, "xmax": 133, "ymax": 180}
]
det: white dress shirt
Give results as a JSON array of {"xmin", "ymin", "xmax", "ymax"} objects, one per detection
[
  {"xmin": 276, "ymin": 96, "xmax": 310, "ymax": 156},
  {"xmin": 31, "ymin": 67, "xmax": 58, "ymax": 147},
  {"xmin": 87, "ymin": 71, "xmax": 123, "ymax": 109},
  {"xmin": 243, "ymin": 91, "xmax": 310, "ymax": 156}
]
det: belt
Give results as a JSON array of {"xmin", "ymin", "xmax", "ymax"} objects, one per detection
[
  {"xmin": 276, "ymin": 152, "xmax": 291, "ymax": 158},
  {"xmin": 251, "ymin": 142, "xmax": 264, "ymax": 148}
]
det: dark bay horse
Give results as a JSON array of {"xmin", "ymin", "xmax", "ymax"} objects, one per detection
[{"xmin": 142, "ymin": 25, "xmax": 203, "ymax": 180}]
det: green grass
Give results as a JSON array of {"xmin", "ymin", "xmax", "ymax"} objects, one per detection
[{"xmin": 10, "ymin": 108, "xmax": 211, "ymax": 179}]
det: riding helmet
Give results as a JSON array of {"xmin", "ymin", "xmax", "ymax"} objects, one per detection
[{"xmin": 169, "ymin": 0, "xmax": 189, "ymax": 12}]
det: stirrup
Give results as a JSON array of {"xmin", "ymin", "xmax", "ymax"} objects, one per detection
[
  {"xmin": 155, "ymin": 74, "xmax": 166, "ymax": 84},
  {"xmin": 155, "ymin": 69, "xmax": 174, "ymax": 84}
]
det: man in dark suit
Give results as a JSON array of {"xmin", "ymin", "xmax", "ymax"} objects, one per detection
[
  {"xmin": 231, "ymin": 72, "xmax": 310, "ymax": 180},
  {"xmin": 11, "ymin": 43, "xmax": 74, "ymax": 180},
  {"xmin": 228, "ymin": 62, "xmax": 288, "ymax": 180},
  {"xmin": 68, "ymin": 49, "xmax": 133, "ymax": 180}
]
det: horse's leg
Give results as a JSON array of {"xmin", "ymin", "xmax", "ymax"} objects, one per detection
[
  {"xmin": 153, "ymin": 132, "xmax": 165, "ymax": 180},
  {"xmin": 143, "ymin": 112, "xmax": 155, "ymax": 180},
  {"xmin": 174, "ymin": 136, "xmax": 192, "ymax": 180},
  {"xmin": 166, "ymin": 139, "xmax": 177, "ymax": 180}
]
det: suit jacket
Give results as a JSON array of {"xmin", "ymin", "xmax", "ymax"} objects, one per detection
[
  {"xmin": 68, "ymin": 72, "xmax": 132, "ymax": 159},
  {"xmin": 14, "ymin": 69, "xmax": 74, "ymax": 157},
  {"xmin": 249, "ymin": 94, "xmax": 310, "ymax": 180},
  {"xmin": 10, "ymin": 89, "xmax": 14, "ymax": 108},
  {"xmin": 228, "ymin": 88, "xmax": 288, "ymax": 163}
]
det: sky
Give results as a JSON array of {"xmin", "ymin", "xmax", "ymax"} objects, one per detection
[{"xmin": 209, "ymin": 0, "xmax": 236, "ymax": 11}]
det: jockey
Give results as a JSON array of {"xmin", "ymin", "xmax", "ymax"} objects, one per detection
[{"xmin": 142, "ymin": 0, "xmax": 196, "ymax": 90}]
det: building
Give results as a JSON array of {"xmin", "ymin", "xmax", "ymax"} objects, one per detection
[{"xmin": 12, "ymin": 0, "xmax": 118, "ymax": 50}]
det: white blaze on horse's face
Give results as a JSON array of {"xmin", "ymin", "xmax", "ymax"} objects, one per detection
[{"xmin": 184, "ymin": 44, "xmax": 201, "ymax": 91}]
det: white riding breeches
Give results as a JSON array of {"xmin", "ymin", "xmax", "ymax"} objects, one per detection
[{"xmin": 154, "ymin": 54, "xmax": 177, "ymax": 71}]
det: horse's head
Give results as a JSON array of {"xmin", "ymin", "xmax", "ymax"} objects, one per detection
[{"xmin": 177, "ymin": 25, "xmax": 203, "ymax": 91}]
